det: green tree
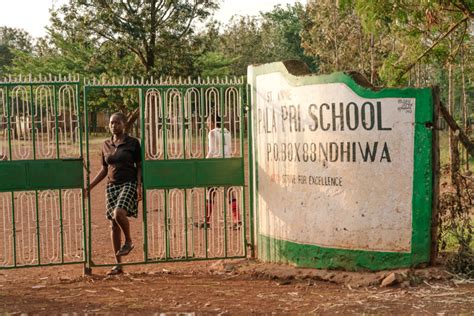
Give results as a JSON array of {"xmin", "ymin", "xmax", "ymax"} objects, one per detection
[
  {"xmin": 196, "ymin": 3, "xmax": 318, "ymax": 76},
  {"xmin": 50, "ymin": 0, "xmax": 219, "ymax": 76},
  {"xmin": 349, "ymin": 0, "xmax": 474, "ymax": 84},
  {"xmin": 0, "ymin": 27, "xmax": 33, "ymax": 74},
  {"xmin": 261, "ymin": 3, "xmax": 318, "ymax": 72},
  {"xmin": 7, "ymin": 25, "xmax": 143, "ymax": 125},
  {"xmin": 8, "ymin": 31, "xmax": 96, "ymax": 76},
  {"xmin": 195, "ymin": 51, "xmax": 234, "ymax": 77},
  {"xmin": 217, "ymin": 16, "xmax": 267, "ymax": 75},
  {"xmin": 301, "ymin": 0, "xmax": 390, "ymax": 84}
]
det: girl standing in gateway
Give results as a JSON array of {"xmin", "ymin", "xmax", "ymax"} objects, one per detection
[{"xmin": 88, "ymin": 112, "xmax": 142, "ymax": 275}]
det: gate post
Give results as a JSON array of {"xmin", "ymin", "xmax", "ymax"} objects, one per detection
[
  {"xmin": 430, "ymin": 86, "xmax": 441, "ymax": 264},
  {"xmin": 245, "ymin": 83, "xmax": 256, "ymax": 258},
  {"xmin": 83, "ymin": 84, "xmax": 93, "ymax": 275}
]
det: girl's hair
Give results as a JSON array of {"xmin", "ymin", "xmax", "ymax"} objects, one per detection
[{"xmin": 110, "ymin": 112, "xmax": 127, "ymax": 123}]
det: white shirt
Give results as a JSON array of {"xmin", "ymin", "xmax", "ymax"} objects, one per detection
[{"xmin": 207, "ymin": 127, "xmax": 231, "ymax": 158}]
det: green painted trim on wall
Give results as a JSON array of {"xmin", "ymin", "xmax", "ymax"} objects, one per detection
[
  {"xmin": 258, "ymin": 234, "xmax": 421, "ymax": 271},
  {"xmin": 248, "ymin": 62, "xmax": 433, "ymax": 270},
  {"xmin": 411, "ymin": 89, "xmax": 433, "ymax": 264},
  {"xmin": 143, "ymin": 158, "xmax": 245, "ymax": 189},
  {"xmin": 0, "ymin": 159, "xmax": 84, "ymax": 192}
]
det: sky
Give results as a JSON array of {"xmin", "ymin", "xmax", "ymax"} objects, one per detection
[{"xmin": 0, "ymin": 0, "xmax": 304, "ymax": 38}]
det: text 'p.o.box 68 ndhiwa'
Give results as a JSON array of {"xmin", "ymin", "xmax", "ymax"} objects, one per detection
[{"xmin": 248, "ymin": 61, "xmax": 435, "ymax": 271}]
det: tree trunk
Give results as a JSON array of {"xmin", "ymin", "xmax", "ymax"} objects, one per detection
[
  {"xmin": 125, "ymin": 107, "xmax": 140, "ymax": 133},
  {"xmin": 370, "ymin": 33, "xmax": 374, "ymax": 84},
  {"xmin": 359, "ymin": 25, "xmax": 364, "ymax": 75},
  {"xmin": 416, "ymin": 63, "xmax": 421, "ymax": 87},
  {"xmin": 447, "ymin": 55, "xmax": 456, "ymax": 178},
  {"xmin": 333, "ymin": 4, "xmax": 338, "ymax": 70},
  {"xmin": 461, "ymin": 43, "xmax": 469, "ymax": 170},
  {"xmin": 439, "ymin": 102, "xmax": 474, "ymax": 157}
]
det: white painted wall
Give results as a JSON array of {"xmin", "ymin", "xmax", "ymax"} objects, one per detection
[{"xmin": 252, "ymin": 71, "xmax": 415, "ymax": 253}]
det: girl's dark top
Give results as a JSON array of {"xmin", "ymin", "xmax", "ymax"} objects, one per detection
[{"xmin": 102, "ymin": 134, "xmax": 141, "ymax": 184}]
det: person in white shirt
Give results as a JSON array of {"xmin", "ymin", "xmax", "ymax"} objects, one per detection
[
  {"xmin": 200, "ymin": 114, "xmax": 241, "ymax": 229},
  {"xmin": 206, "ymin": 115, "xmax": 231, "ymax": 159}
]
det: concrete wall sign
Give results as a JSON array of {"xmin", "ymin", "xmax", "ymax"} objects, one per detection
[{"xmin": 248, "ymin": 62, "xmax": 434, "ymax": 270}]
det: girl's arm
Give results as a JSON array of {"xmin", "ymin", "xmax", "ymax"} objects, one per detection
[{"xmin": 87, "ymin": 165, "xmax": 108, "ymax": 194}]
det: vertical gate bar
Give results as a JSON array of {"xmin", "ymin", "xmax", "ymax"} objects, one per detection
[
  {"xmin": 239, "ymin": 85, "xmax": 244, "ymax": 157},
  {"xmin": 164, "ymin": 189, "xmax": 169, "ymax": 259},
  {"xmin": 160, "ymin": 89, "xmax": 170, "ymax": 259},
  {"xmin": 5, "ymin": 86, "xmax": 13, "ymax": 159},
  {"xmin": 30, "ymin": 84, "xmax": 36, "ymax": 159},
  {"xmin": 190, "ymin": 189, "xmax": 195, "ymax": 257},
  {"xmin": 84, "ymin": 85, "xmax": 93, "ymax": 271},
  {"xmin": 31, "ymin": 84, "xmax": 41, "ymax": 265},
  {"xmin": 204, "ymin": 186, "xmax": 208, "ymax": 259},
  {"xmin": 180, "ymin": 88, "xmax": 188, "ymax": 258},
  {"xmin": 200, "ymin": 87, "xmax": 205, "ymax": 157},
  {"xmin": 184, "ymin": 190, "xmax": 188, "ymax": 259},
  {"xmin": 196, "ymin": 86, "xmax": 204, "ymax": 257},
  {"xmin": 161, "ymin": 88, "xmax": 167, "ymax": 160},
  {"xmin": 5, "ymin": 86, "xmax": 17, "ymax": 266},
  {"xmin": 53, "ymin": 85, "xmax": 65, "ymax": 263},
  {"xmin": 181, "ymin": 88, "xmax": 186, "ymax": 159},
  {"xmin": 76, "ymin": 82, "xmax": 86, "ymax": 264},
  {"xmin": 220, "ymin": 86, "xmax": 228, "ymax": 258},
  {"xmin": 223, "ymin": 191, "xmax": 228, "ymax": 259},
  {"xmin": 140, "ymin": 88, "xmax": 148, "ymax": 262},
  {"xmin": 35, "ymin": 190, "xmax": 41, "ymax": 265},
  {"xmin": 54, "ymin": 85, "xmax": 60, "ymax": 156},
  {"xmin": 247, "ymin": 84, "xmax": 255, "ymax": 258},
  {"xmin": 201, "ymin": 87, "xmax": 209, "ymax": 258},
  {"xmin": 239, "ymin": 84, "xmax": 247, "ymax": 257},
  {"xmin": 220, "ymin": 86, "xmax": 225, "ymax": 158},
  {"xmin": 76, "ymin": 83, "xmax": 83, "ymax": 158}
]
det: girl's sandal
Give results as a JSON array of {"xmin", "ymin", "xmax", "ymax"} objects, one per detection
[
  {"xmin": 106, "ymin": 265, "xmax": 123, "ymax": 276},
  {"xmin": 116, "ymin": 242, "xmax": 135, "ymax": 256}
]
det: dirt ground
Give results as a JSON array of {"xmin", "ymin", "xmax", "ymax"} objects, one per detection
[
  {"xmin": 1, "ymin": 260, "xmax": 473, "ymax": 314},
  {"xmin": 1, "ymin": 139, "xmax": 473, "ymax": 314}
]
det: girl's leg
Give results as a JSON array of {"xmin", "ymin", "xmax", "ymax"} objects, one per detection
[
  {"xmin": 110, "ymin": 220, "xmax": 122, "ymax": 265},
  {"xmin": 113, "ymin": 207, "xmax": 132, "ymax": 244},
  {"xmin": 113, "ymin": 208, "xmax": 134, "ymax": 256},
  {"xmin": 106, "ymin": 220, "xmax": 124, "ymax": 275}
]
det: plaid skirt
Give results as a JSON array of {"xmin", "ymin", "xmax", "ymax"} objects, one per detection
[{"xmin": 106, "ymin": 181, "xmax": 138, "ymax": 220}]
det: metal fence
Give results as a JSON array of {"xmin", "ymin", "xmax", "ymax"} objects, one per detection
[
  {"xmin": 0, "ymin": 75, "xmax": 254, "ymax": 272},
  {"xmin": 83, "ymin": 77, "xmax": 252, "ymax": 270},
  {"xmin": 0, "ymin": 75, "xmax": 86, "ymax": 269}
]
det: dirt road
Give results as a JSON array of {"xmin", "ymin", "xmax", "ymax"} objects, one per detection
[{"xmin": 1, "ymin": 260, "xmax": 473, "ymax": 314}]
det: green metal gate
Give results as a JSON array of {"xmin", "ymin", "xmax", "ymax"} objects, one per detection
[
  {"xmin": 84, "ymin": 77, "xmax": 253, "ymax": 270},
  {"xmin": 0, "ymin": 76, "xmax": 86, "ymax": 269}
]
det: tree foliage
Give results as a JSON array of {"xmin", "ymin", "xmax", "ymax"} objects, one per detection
[
  {"xmin": 50, "ymin": 0, "xmax": 219, "ymax": 76},
  {"xmin": 261, "ymin": 3, "xmax": 317, "ymax": 72},
  {"xmin": 349, "ymin": 0, "xmax": 474, "ymax": 84},
  {"xmin": 300, "ymin": 0, "xmax": 474, "ymax": 86},
  {"xmin": 196, "ymin": 4, "xmax": 318, "ymax": 76},
  {"xmin": 301, "ymin": 0, "xmax": 391, "ymax": 84},
  {"xmin": 0, "ymin": 27, "xmax": 33, "ymax": 74}
]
